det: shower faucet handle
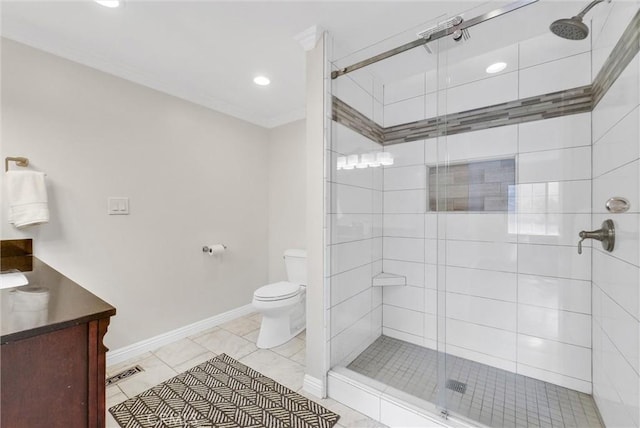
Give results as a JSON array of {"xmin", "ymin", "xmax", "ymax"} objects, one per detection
[{"xmin": 577, "ymin": 219, "xmax": 615, "ymax": 255}]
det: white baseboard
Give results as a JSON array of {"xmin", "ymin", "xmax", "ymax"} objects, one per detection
[
  {"xmin": 303, "ymin": 374, "xmax": 325, "ymax": 398},
  {"xmin": 106, "ymin": 304, "xmax": 255, "ymax": 366}
]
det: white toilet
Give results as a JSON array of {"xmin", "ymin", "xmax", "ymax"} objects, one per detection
[{"xmin": 252, "ymin": 249, "xmax": 306, "ymax": 349}]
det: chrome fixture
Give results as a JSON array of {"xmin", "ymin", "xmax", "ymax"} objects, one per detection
[
  {"xmin": 331, "ymin": 0, "xmax": 539, "ymax": 79},
  {"xmin": 550, "ymin": 0, "xmax": 611, "ymax": 40},
  {"xmin": 578, "ymin": 219, "xmax": 615, "ymax": 254},
  {"xmin": 418, "ymin": 15, "xmax": 470, "ymax": 54},
  {"xmin": 606, "ymin": 197, "xmax": 630, "ymax": 213}
]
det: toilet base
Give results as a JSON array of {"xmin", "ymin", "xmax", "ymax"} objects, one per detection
[{"xmin": 256, "ymin": 301, "xmax": 305, "ymax": 349}]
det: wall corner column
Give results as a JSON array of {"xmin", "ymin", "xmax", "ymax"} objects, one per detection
[{"xmin": 303, "ymin": 31, "xmax": 329, "ymax": 397}]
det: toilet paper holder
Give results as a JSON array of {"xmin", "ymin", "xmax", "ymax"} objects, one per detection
[{"xmin": 202, "ymin": 244, "xmax": 227, "ymax": 253}]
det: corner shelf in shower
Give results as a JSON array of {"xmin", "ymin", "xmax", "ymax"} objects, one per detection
[{"xmin": 372, "ymin": 272, "xmax": 406, "ymax": 287}]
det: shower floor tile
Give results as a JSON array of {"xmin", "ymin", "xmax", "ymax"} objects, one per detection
[{"xmin": 347, "ymin": 336, "xmax": 603, "ymax": 428}]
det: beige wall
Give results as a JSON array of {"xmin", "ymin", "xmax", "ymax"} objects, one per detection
[
  {"xmin": 1, "ymin": 39, "xmax": 271, "ymax": 350},
  {"xmin": 267, "ymin": 120, "xmax": 306, "ymax": 282}
]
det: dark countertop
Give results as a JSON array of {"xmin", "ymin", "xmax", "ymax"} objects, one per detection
[{"xmin": 1, "ymin": 258, "xmax": 116, "ymax": 344}]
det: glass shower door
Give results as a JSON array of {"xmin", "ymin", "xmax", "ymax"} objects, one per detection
[{"xmin": 432, "ymin": 8, "xmax": 521, "ymax": 425}]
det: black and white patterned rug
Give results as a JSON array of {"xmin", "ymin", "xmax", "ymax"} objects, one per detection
[{"xmin": 109, "ymin": 353, "xmax": 340, "ymax": 428}]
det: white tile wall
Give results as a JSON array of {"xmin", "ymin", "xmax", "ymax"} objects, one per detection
[
  {"xmin": 596, "ymin": 289, "xmax": 639, "ymax": 374},
  {"xmin": 518, "ymin": 146, "xmax": 591, "ymax": 183},
  {"xmin": 592, "ymin": 249, "xmax": 639, "ymax": 318},
  {"xmin": 593, "ymin": 159, "xmax": 640, "ymax": 214},
  {"xmin": 592, "ymin": 52, "xmax": 639, "ymax": 141},
  {"xmin": 384, "ymin": 96, "xmax": 425, "ymax": 127},
  {"xmin": 331, "ymin": 239, "xmax": 375, "ymax": 275},
  {"xmin": 519, "ymin": 53, "xmax": 591, "ymax": 99},
  {"xmin": 516, "ymin": 180, "xmax": 592, "ymax": 214},
  {"xmin": 517, "ymin": 334, "xmax": 591, "ymax": 382},
  {"xmin": 334, "ymin": 73, "xmax": 374, "ymax": 120},
  {"xmin": 446, "ymin": 294, "xmax": 516, "ymax": 331},
  {"xmin": 445, "ymin": 343, "xmax": 516, "ymax": 373},
  {"xmin": 592, "ymin": 107, "xmax": 639, "ymax": 178},
  {"xmin": 384, "ymin": 237, "xmax": 424, "ymax": 263},
  {"xmin": 519, "ymin": 113, "xmax": 591, "ymax": 153},
  {"xmin": 445, "ymin": 71, "xmax": 518, "ymax": 115},
  {"xmin": 429, "ymin": 125, "xmax": 517, "ymax": 163},
  {"xmin": 383, "ymin": 140, "xmax": 425, "ymax": 167},
  {"xmin": 382, "ymin": 165, "xmax": 426, "ymax": 191},
  {"xmin": 517, "ymin": 213, "xmax": 591, "ymax": 246},
  {"xmin": 517, "ymin": 244, "xmax": 590, "ymax": 280},
  {"xmin": 446, "ymin": 240, "xmax": 517, "ymax": 272},
  {"xmin": 383, "ymin": 305, "xmax": 424, "ymax": 338},
  {"xmin": 330, "ymin": 213, "xmax": 375, "ymax": 244},
  {"xmin": 330, "ymin": 264, "xmax": 375, "ymax": 307},
  {"xmin": 383, "ymin": 259, "xmax": 424, "ymax": 287},
  {"xmin": 518, "ymin": 274, "xmax": 591, "ymax": 314},
  {"xmin": 519, "ymin": 32, "xmax": 590, "ymax": 69},
  {"xmin": 446, "ymin": 318, "xmax": 517, "ymax": 362},
  {"xmin": 383, "ymin": 286, "xmax": 425, "ymax": 313},
  {"xmin": 330, "ymin": 183, "xmax": 373, "ymax": 214},
  {"xmin": 383, "ymin": 190, "xmax": 426, "ymax": 214},
  {"xmin": 446, "ymin": 266, "xmax": 516, "ymax": 302},
  {"xmin": 332, "ymin": 122, "xmax": 377, "ymax": 156},
  {"xmin": 330, "ymin": 74, "xmax": 385, "ymax": 368},
  {"xmin": 591, "ymin": 8, "xmax": 640, "ymax": 426},
  {"xmin": 444, "ymin": 213, "xmax": 516, "ymax": 243},
  {"xmin": 383, "ymin": 73, "xmax": 426, "ymax": 105},
  {"xmin": 440, "ymin": 44, "xmax": 519, "ymax": 89},
  {"xmin": 384, "ymin": 214, "xmax": 424, "ymax": 238},
  {"xmin": 331, "ymin": 289, "xmax": 374, "ymax": 338},
  {"xmin": 517, "ymin": 304, "xmax": 591, "ymax": 347},
  {"xmin": 591, "ymin": 0, "xmax": 638, "ymax": 80}
]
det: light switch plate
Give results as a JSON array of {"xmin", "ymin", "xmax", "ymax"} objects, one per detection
[{"xmin": 108, "ymin": 197, "xmax": 129, "ymax": 215}]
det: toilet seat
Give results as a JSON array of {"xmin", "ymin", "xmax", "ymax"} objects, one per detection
[{"xmin": 253, "ymin": 281, "xmax": 300, "ymax": 302}]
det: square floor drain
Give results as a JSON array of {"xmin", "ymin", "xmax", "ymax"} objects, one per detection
[
  {"xmin": 106, "ymin": 365, "xmax": 144, "ymax": 386},
  {"xmin": 446, "ymin": 379, "xmax": 467, "ymax": 394}
]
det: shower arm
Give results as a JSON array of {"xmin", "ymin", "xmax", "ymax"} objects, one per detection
[
  {"xmin": 331, "ymin": 0, "xmax": 539, "ymax": 79},
  {"xmin": 575, "ymin": 0, "xmax": 606, "ymax": 18}
]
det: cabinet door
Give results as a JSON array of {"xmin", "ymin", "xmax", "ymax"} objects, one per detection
[{"xmin": 1, "ymin": 324, "xmax": 88, "ymax": 428}]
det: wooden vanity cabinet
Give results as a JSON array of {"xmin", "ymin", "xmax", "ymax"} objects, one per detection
[{"xmin": 1, "ymin": 317, "xmax": 111, "ymax": 428}]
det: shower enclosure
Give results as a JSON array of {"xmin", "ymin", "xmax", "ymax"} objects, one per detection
[{"xmin": 325, "ymin": 1, "xmax": 640, "ymax": 427}]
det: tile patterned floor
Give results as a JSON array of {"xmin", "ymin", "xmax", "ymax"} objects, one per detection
[
  {"xmin": 105, "ymin": 312, "xmax": 387, "ymax": 428},
  {"xmin": 348, "ymin": 336, "xmax": 604, "ymax": 428}
]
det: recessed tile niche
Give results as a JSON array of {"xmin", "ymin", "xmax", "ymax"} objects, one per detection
[{"xmin": 428, "ymin": 158, "xmax": 515, "ymax": 211}]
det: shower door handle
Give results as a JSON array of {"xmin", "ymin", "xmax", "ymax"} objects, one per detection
[{"xmin": 577, "ymin": 219, "xmax": 615, "ymax": 254}]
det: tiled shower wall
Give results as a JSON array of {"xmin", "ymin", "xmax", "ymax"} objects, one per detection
[
  {"xmin": 381, "ymin": 32, "xmax": 594, "ymax": 393},
  {"xmin": 590, "ymin": 2, "xmax": 640, "ymax": 427},
  {"xmin": 328, "ymin": 70, "xmax": 384, "ymax": 366}
]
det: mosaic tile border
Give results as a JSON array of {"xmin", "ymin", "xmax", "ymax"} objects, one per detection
[
  {"xmin": 592, "ymin": 9, "xmax": 640, "ymax": 106},
  {"xmin": 333, "ymin": 8, "xmax": 639, "ymax": 146},
  {"xmin": 331, "ymin": 97, "xmax": 384, "ymax": 144}
]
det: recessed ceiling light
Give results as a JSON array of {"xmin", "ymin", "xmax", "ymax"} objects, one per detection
[
  {"xmin": 95, "ymin": 0, "xmax": 121, "ymax": 7},
  {"xmin": 253, "ymin": 76, "xmax": 271, "ymax": 86},
  {"xmin": 486, "ymin": 62, "xmax": 507, "ymax": 74}
]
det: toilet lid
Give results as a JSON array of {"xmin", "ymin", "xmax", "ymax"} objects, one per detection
[{"xmin": 254, "ymin": 281, "xmax": 300, "ymax": 301}]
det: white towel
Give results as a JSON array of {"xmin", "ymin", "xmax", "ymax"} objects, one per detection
[{"xmin": 6, "ymin": 170, "xmax": 49, "ymax": 229}]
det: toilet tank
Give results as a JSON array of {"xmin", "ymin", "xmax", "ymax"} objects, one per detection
[{"xmin": 284, "ymin": 249, "xmax": 307, "ymax": 285}]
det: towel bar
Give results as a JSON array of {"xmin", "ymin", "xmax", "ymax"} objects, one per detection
[{"xmin": 5, "ymin": 157, "xmax": 29, "ymax": 172}]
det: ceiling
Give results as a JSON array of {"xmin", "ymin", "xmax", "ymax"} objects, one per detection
[{"xmin": 1, "ymin": 1, "xmax": 578, "ymax": 128}]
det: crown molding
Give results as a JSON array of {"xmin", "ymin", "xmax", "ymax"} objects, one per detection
[
  {"xmin": 2, "ymin": 34, "xmax": 307, "ymax": 129},
  {"xmin": 294, "ymin": 25, "xmax": 324, "ymax": 52}
]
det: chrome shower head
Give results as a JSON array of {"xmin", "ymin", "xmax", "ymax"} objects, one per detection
[
  {"xmin": 550, "ymin": 16, "xmax": 590, "ymax": 40},
  {"xmin": 550, "ymin": 0, "xmax": 611, "ymax": 40}
]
